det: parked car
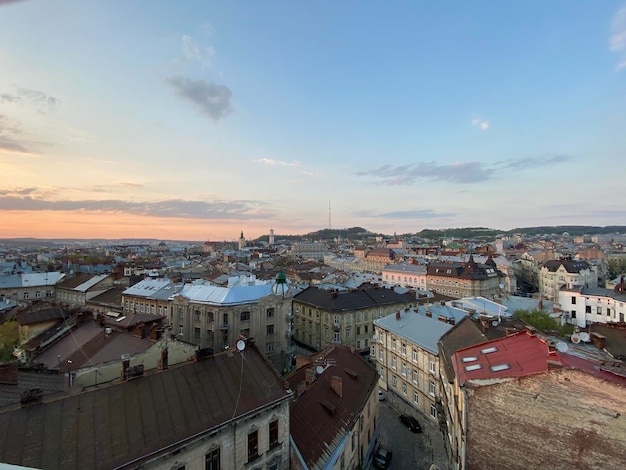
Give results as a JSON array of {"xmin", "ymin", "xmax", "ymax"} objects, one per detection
[
  {"xmin": 373, "ymin": 447, "xmax": 392, "ymax": 468},
  {"xmin": 378, "ymin": 389, "xmax": 386, "ymax": 401},
  {"xmin": 399, "ymin": 414, "xmax": 422, "ymax": 433}
]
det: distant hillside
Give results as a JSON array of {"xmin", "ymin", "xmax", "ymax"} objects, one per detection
[{"xmin": 505, "ymin": 226, "xmax": 626, "ymax": 237}]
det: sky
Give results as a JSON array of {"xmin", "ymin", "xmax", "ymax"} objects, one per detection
[{"xmin": 1, "ymin": 1, "xmax": 625, "ymax": 241}]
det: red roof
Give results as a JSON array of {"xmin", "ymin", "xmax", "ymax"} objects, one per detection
[
  {"xmin": 453, "ymin": 331, "xmax": 554, "ymax": 385},
  {"xmin": 557, "ymin": 352, "xmax": 626, "ymax": 387}
]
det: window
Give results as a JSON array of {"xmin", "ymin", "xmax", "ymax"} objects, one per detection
[
  {"xmin": 247, "ymin": 430, "xmax": 259, "ymax": 462},
  {"xmin": 391, "ymin": 357, "xmax": 397, "ymax": 370},
  {"xmin": 585, "ymin": 305, "xmax": 591, "ymax": 314},
  {"xmin": 364, "ymin": 325, "xmax": 368, "ymax": 334},
  {"xmin": 334, "ymin": 315, "xmax": 340, "ymax": 325},
  {"xmin": 194, "ymin": 310, "xmax": 201, "ymax": 321},
  {"xmin": 429, "ymin": 360, "xmax": 436, "ymax": 374},
  {"xmin": 429, "ymin": 381, "xmax": 436, "ymax": 396},
  {"xmin": 413, "ymin": 391, "xmax": 419, "ymax": 404},
  {"xmin": 607, "ymin": 308, "xmax": 611, "ymax": 316},
  {"xmin": 267, "ymin": 308, "xmax": 275, "ymax": 318},
  {"xmin": 379, "ymin": 367, "xmax": 384, "ymax": 378},
  {"xmin": 194, "ymin": 327, "xmax": 201, "ymax": 339},
  {"xmin": 179, "ymin": 325, "xmax": 184, "ymax": 336},
  {"xmin": 23, "ymin": 292, "xmax": 29, "ymax": 300},
  {"xmin": 391, "ymin": 338, "xmax": 396, "ymax": 350},
  {"xmin": 571, "ymin": 296, "xmax": 576, "ymax": 304},
  {"xmin": 223, "ymin": 313, "xmax": 228, "ymax": 325},
  {"xmin": 178, "ymin": 307, "xmax": 184, "ymax": 319},
  {"xmin": 401, "ymin": 362, "xmax": 407, "ymax": 376},
  {"xmin": 325, "ymin": 326, "xmax": 329, "ymax": 338},
  {"xmin": 240, "ymin": 311, "xmax": 250, "ymax": 322},
  {"xmin": 571, "ymin": 310, "xmax": 576, "ymax": 319},
  {"xmin": 356, "ymin": 326, "xmax": 361, "ymax": 335},
  {"xmin": 207, "ymin": 312, "xmax": 214, "ymax": 322},
  {"xmin": 412, "ymin": 369, "xmax": 418, "ymax": 384},
  {"xmin": 401, "ymin": 343, "xmax": 407, "ymax": 355},
  {"xmin": 346, "ymin": 327, "xmax": 351, "ymax": 339},
  {"xmin": 430, "ymin": 404, "xmax": 437, "ymax": 418},
  {"xmin": 333, "ymin": 332, "xmax": 340, "ymax": 343},
  {"xmin": 392, "ymin": 375, "xmax": 397, "ymax": 387},
  {"xmin": 35, "ymin": 291, "xmax": 41, "ymax": 299},
  {"xmin": 269, "ymin": 420, "xmax": 279, "ymax": 448},
  {"xmin": 412, "ymin": 349, "xmax": 418, "ymax": 362},
  {"xmin": 266, "ymin": 324, "xmax": 275, "ymax": 335},
  {"xmin": 402, "ymin": 382, "xmax": 407, "ymax": 395},
  {"xmin": 205, "ymin": 447, "xmax": 220, "ymax": 470},
  {"xmin": 597, "ymin": 306, "xmax": 602, "ymax": 314}
]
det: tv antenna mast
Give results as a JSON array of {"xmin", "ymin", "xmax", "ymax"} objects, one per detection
[{"xmin": 328, "ymin": 200, "xmax": 332, "ymax": 231}]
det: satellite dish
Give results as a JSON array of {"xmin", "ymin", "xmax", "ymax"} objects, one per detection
[
  {"xmin": 556, "ymin": 342, "xmax": 569, "ymax": 352},
  {"xmin": 571, "ymin": 333, "xmax": 581, "ymax": 344},
  {"xmin": 579, "ymin": 332, "xmax": 590, "ymax": 343},
  {"xmin": 315, "ymin": 365, "xmax": 324, "ymax": 375},
  {"xmin": 491, "ymin": 319, "xmax": 500, "ymax": 327},
  {"xmin": 236, "ymin": 340, "xmax": 246, "ymax": 352},
  {"xmin": 499, "ymin": 283, "xmax": 504, "ymax": 290}
]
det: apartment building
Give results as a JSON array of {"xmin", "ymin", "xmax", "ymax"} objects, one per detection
[
  {"xmin": 382, "ymin": 262, "xmax": 427, "ymax": 290},
  {"xmin": 0, "ymin": 272, "xmax": 64, "ymax": 306},
  {"xmin": 539, "ymin": 259, "xmax": 598, "ymax": 302},
  {"xmin": 373, "ymin": 308, "xmax": 453, "ymax": 423},
  {"xmin": 427, "ymin": 256, "xmax": 503, "ymax": 299},
  {"xmin": 122, "ymin": 276, "xmax": 175, "ymax": 317},
  {"xmin": 55, "ymin": 273, "xmax": 116, "ymax": 308},
  {"xmin": 559, "ymin": 285, "xmax": 626, "ymax": 327},
  {"xmin": 292, "ymin": 286, "xmax": 415, "ymax": 353}
]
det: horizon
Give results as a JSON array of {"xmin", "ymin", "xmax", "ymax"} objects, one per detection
[{"xmin": 2, "ymin": 1, "xmax": 625, "ymax": 241}]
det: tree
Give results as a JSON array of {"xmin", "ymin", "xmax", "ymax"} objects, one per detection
[{"xmin": 0, "ymin": 319, "xmax": 19, "ymax": 362}]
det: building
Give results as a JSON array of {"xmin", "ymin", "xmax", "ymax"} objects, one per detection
[
  {"xmin": 288, "ymin": 345, "xmax": 380, "ymax": 469},
  {"xmin": 427, "ymin": 256, "xmax": 503, "ymax": 299},
  {"xmin": 292, "ymin": 286, "xmax": 415, "ymax": 353},
  {"xmin": 382, "ymin": 262, "xmax": 427, "ymax": 290},
  {"xmin": 373, "ymin": 308, "xmax": 453, "ymax": 423},
  {"xmin": 290, "ymin": 242, "xmax": 329, "ymax": 261},
  {"xmin": 122, "ymin": 277, "xmax": 176, "ymax": 317},
  {"xmin": 0, "ymin": 340, "xmax": 292, "ymax": 470},
  {"xmin": 539, "ymin": 259, "xmax": 597, "ymax": 302},
  {"xmin": 559, "ymin": 285, "xmax": 626, "ymax": 327},
  {"xmin": 55, "ymin": 273, "xmax": 116, "ymax": 308},
  {"xmin": 0, "ymin": 272, "xmax": 65, "ymax": 306},
  {"xmin": 169, "ymin": 274, "xmax": 293, "ymax": 371}
]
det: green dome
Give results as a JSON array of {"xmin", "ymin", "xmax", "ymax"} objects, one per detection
[{"xmin": 275, "ymin": 271, "xmax": 287, "ymax": 283}]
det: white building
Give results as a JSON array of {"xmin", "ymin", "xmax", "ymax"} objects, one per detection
[
  {"xmin": 382, "ymin": 262, "xmax": 427, "ymax": 290},
  {"xmin": 559, "ymin": 286, "xmax": 626, "ymax": 327}
]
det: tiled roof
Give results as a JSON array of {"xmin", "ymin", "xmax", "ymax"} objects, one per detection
[
  {"xmin": 288, "ymin": 346, "xmax": 378, "ymax": 468},
  {"xmin": 293, "ymin": 286, "xmax": 415, "ymax": 311},
  {"xmin": 542, "ymin": 259, "xmax": 591, "ymax": 273},
  {"xmin": 0, "ymin": 344, "xmax": 291, "ymax": 470},
  {"xmin": 438, "ymin": 317, "xmax": 488, "ymax": 383},
  {"xmin": 16, "ymin": 307, "xmax": 69, "ymax": 326}
]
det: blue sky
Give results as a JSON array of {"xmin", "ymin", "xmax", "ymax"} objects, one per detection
[{"xmin": 1, "ymin": 1, "xmax": 625, "ymax": 240}]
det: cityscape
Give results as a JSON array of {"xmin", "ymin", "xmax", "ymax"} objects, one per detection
[{"xmin": 2, "ymin": 1, "xmax": 626, "ymax": 469}]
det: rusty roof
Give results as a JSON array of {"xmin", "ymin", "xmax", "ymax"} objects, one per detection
[
  {"xmin": 0, "ymin": 343, "xmax": 291, "ymax": 469},
  {"xmin": 288, "ymin": 345, "xmax": 378, "ymax": 468}
]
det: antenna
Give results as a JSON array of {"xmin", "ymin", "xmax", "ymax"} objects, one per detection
[
  {"xmin": 556, "ymin": 342, "xmax": 569, "ymax": 352},
  {"xmin": 328, "ymin": 200, "xmax": 332, "ymax": 231},
  {"xmin": 316, "ymin": 365, "xmax": 324, "ymax": 375},
  {"xmin": 236, "ymin": 340, "xmax": 246, "ymax": 352},
  {"xmin": 579, "ymin": 332, "xmax": 590, "ymax": 343}
]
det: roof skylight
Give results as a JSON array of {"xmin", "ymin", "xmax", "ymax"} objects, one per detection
[
  {"xmin": 462, "ymin": 356, "xmax": 478, "ymax": 363},
  {"xmin": 490, "ymin": 364, "xmax": 510, "ymax": 372},
  {"xmin": 465, "ymin": 364, "xmax": 482, "ymax": 372},
  {"xmin": 481, "ymin": 347, "xmax": 498, "ymax": 354}
]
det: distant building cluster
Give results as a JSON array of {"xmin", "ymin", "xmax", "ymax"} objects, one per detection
[{"xmin": 0, "ymin": 227, "xmax": 625, "ymax": 468}]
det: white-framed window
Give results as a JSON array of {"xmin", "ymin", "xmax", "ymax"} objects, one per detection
[
  {"xmin": 430, "ymin": 404, "xmax": 437, "ymax": 418},
  {"xmin": 429, "ymin": 380, "xmax": 435, "ymax": 396},
  {"xmin": 413, "ymin": 391, "xmax": 419, "ymax": 404},
  {"xmin": 402, "ymin": 382, "xmax": 407, "ymax": 395},
  {"xmin": 412, "ymin": 349, "xmax": 418, "ymax": 362},
  {"xmin": 391, "ymin": 357, "xmax": 397, "ymax": 370},
  {"xmin": 333, "ymin": 332, "xmax": 340, "ymax": 343},
  {"xmin": 379, "ymin": 367, "xmax": 384, "ymax": 378},
  {"xmin": 392, "ymin": 375, "xmax": 397, "ymax": 387},
  {"xmin": 401, "ymin": 343, "xmax": 406, "ymax": 356},
  {"xmin": 401, "ymin": 362, "xmax": 407, "ymax": 376},
  {"xmin": 412, "ymin": 369, "xmax": 418, "ymax": 384},
  {"xmin": 334, "ymin": 315, "xmax": 340, "ymax": 326},
  {"xmin": 391, "ymin": 338, "xmax": 396, "ymax": 350},
  {"xmin": 429, "ymin": 360, "xmax": 436, "ymax": 374}
]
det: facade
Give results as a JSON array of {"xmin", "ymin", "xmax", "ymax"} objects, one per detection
[
  {"xmin": 55, "ymin": 273, "xmax": 116, "ymax": 308},
  {"xmin": 288, "ymin": 345, "xmax": 380, "ymax": 469},
  {"xmin": 169, "ymin": 275, "xmax": 293, "ymax": 371},
  {"xmin": 373, "ymin": 308, "xmax": 453, "ymax": 423},
  {"xmin": 0, "ymin": 272, "xmax": 64, "ymax": 306},
  {"xmin": 539, "ymin": 259, "xmax": 598, "ymax": 302},
  {"xmin": 427, "ymin": 256, "xmax": 503, "ymax": 299},
  {"xmin": 0, "ymin": 342, "xmax": 293, "ymax": 470},
  {"xmin": 559, "ymin": 286, "xmax": 626, "ymax": 327},
  {"xmin": 122, "ymin": 277, "xmax": 175, "ymax": 317},
  {"xmin": 292, "ymin": 286, "xmax": 415, "ymax": 353},
  {"xmin": 382, "ymin": 262, "xmax": 427, "ymax": 290},
  {"xmin": 290, "ymin": 242, "xmax": 329, "ymax": 261}
]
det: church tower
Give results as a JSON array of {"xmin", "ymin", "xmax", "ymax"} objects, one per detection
[{"xmin": 238, "ymin": 230, "xmax": 246, "ymax": 250}]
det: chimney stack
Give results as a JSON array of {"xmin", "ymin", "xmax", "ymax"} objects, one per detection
[
  {"xmin": 158, "ymin": 346, "xmax": 169, "ymax": 370},
  {"xmin": 426, "ymin": 310, "xmax": 432, "ymax": 318},
  {"xmin": 305, "ymin": 367, "xmax": 316, "ymax": 385},
  {"xmin": 121, "ymin": 354, "xmax": 131, "ymax": 380},
  {"xmin": 395, "ymin": 311, "xmax": 401, "ymax": 321},
  {"xmin": 591, "ymin": 332, "xmax": 606, "ymax": 350},
  {"xmin": 331, "ymin": 376, "xmax": 343, "ymax": 398}
]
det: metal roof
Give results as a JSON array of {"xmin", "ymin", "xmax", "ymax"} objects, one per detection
[
  {"xmin": 0, "ymin": 272, "xmax": 65, "ymax": 289},
  {"xmin": 374, "ymin": 309, "xmax": 453, "ymax": 354}
]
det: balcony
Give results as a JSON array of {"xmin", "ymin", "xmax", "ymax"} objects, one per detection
[
  {"xmin": 286, "ymin": 329, "xmax": 294, "ymax": 338},
  {"xmin": 218, "ymin": 323, "xmax": 230, "ymax": 331},
  {"xmin": 333, "ymin": 322, "xmax": 341, "ymax": 332},
  {"xmin": 286, "ymin": 312, "xmax": 293, "ymax": 321}
]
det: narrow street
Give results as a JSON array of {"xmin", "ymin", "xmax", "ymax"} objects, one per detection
[{"xmin": 376, "ymin": 398, "xmax": 449, "ymax": 470}]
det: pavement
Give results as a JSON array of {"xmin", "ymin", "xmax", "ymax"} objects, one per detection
[{"xmin": 376, "ymin": 393, "xmax": 450, "ymax": 470}]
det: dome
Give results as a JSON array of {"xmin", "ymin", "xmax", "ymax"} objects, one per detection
[{"xmin": 272, "ymin": 271, "xmax": 289, "ymax": 296}]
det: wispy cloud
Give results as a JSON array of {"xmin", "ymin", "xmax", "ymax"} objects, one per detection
[
  {"xmin": 0, "ymin": 0, "xmax": 28, "ymax": 6},
  {"xmin": 166, "ymin": 76, "xmax": 233, "ymax": 121},
  {"xmin": 0, "ymin": 114, "xmax": 31, "ymax": 153},
  {"xmin": 0, "ymin": 192, "xmax": 275, "ymax": 220},
  {"xmin": 0, "ymin": 86, "xmax": 59, "ymax": 112},
  {"xmin": 610, "ymin": 4, "xmax": 626, "ymax": 70},
  {"xmin": 118, "ymin": 181, "xmax": 143, "ymax": 188},
  {"xmin": 354, "ymin": 161, "xmax": 493, "ymax": 185},
  {"xmin": 180, "ymin": 35, "xmax": 215, "ymax": 67},
  {"xmin": 354, "ymin": 154, "xmax": 572, "ymax": 186},
  {"xmin": 471, "ymin": 116, "xmax": 489, "ymax": 130},
  {"xmin": 255, "ymin": 158, "xmax": 302, "ymax": 168},
  {"xmin": 354, "ymin": 209, "xmax": 456, "ymax": 219}
]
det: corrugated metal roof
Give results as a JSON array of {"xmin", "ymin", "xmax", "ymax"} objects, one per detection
[
  {"xmin": 122, "ymin": 278, "xmax": 175, "ymax": 300},
  {"xmin": 73, "ymin": 274, "xmax": 110, "ymax": 292},
  {"xmin": 175, "ymin": 281, "xmax": 274, "ymax": 305},
  {"xmin": 0, "ymin": 272, "xmax": 64, "ymax": 289},
  {"xmin": 374, "ymin": 309, "xmax": 453, "ymax": 354}
]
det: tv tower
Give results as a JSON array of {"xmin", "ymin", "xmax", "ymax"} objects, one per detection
[{"xmin": 328, "ymin": 201, "xmax": 332, "ymax": 231}]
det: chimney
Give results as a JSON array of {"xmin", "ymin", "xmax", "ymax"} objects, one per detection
[
  {"xmin": 20, "ymin": 388, "xmax": 43, "ymax": 407},
  {"xmin": 121, "ymin": 354, "xmax": 131, "ymax": 380},
  {"xmin": 158, "ymin": 346, "xmax": 169, "ymax": 370},
  {"xmin": 331, "ymin": 376, "xmax": 343, "ymax": 398},
  {"xmin": 440, "ymin": 301, "xmax": 445, "ymax": 306},
  {"xmin": 505, "ymin": 327, "xmax": 518, "ymax": 336},
  {"xmin": 438, "ymin": 315, "xmax": 447, "ymax": 323},
  {"xmin": 426, "ymin": 310, "xmax": 432, "ymax": 318},
  {"xmin": 305, "ymin": 367, "xmax": 316, "ymax": 385},
  {"xmin": 591, "ymin": 332, "xmax": 606, "ymax": 350},
  {"xmin": 448, "ymin": 317, "xmax": 456, "ymax": 325},
  {"xmin": 395, "ymin": 311, "xmax": 401, "ymax": 321}
]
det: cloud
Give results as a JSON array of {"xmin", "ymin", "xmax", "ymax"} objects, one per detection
[
  {"xmin": 354, "ymin": 161, "xmax": 494, "ymax": 185},
  {"xmin": 354, "ymin": 209, "xmax": 456, "ymax": 219},
  {"xmin": 0, "ymin": 193, "xmax": 275, "ymax": 220},
  {"xmin": 0, "ymin": 187, "xmax": 37, "ymax": 196},
  {"xmin": 118, "ymin": 181, "xmax": 143, "ymax": 188},
  {"xmin": 0, "ymin": 114, "xmax": 30, "ymax": 153},
  {"xmin": 0, "ymin": 86, "xmax": 59, "ymax": 112},
  {"xmin": 610, "ymin": 5, "xmax": 626, "ymax": 70},
  {"xmin": 166, "ymin": 76, "xmax": 233, "ymax": 121},
  {"xmin": 471, "ymin": 117, "xmax": 489, "ymax": 130},
  {"xmin": 0, "ymin": 0, "xmax": 28, "ymax": 5},
  {"xmin": 181, "ymin": 35, "xmax": 215, "ymax": 66},
  {"xmin": 255, "ymin": 158, "xmax": 302, "ymax": 168},
  {"xmin": 498, "ymin": 154, "xmax": 573, "ymax": 171}
]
